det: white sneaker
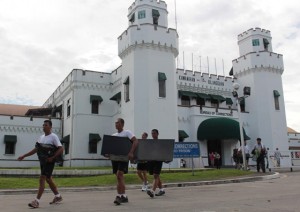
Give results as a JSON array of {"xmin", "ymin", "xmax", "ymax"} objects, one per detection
[{"xmin": 142, "ymin": 184, "xmax": 148, "ymax": 191}]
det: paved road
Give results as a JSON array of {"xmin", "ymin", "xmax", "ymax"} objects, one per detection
[{"xmin": 2, "ymin": 172, "xmax": 300, "ymax": 212}]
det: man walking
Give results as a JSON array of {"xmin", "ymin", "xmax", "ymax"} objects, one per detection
[
  {"xmin": 137, "ymin": 132, "xmax": 149, "ymax": 191},
  {"xmin": 147, "ymin": 129, "xmax": 165, "ymax": 198},
  {"xmin": 18, "ymin": 120, "xmax": 64, "ymax": 208},
  {"xmin": 110, "ymin": 118, "xmax": 138, "ymax": 205},
  {"xmin": 252, "ymin": 138, "xmax": 266, "ymax": 173}
]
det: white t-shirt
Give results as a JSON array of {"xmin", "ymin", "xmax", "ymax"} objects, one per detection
[
  {"xmin": 38, "ymin": 133, "xmax": 62, "ymax": 147},
  {"xmin": 112, "ymin": 130, "xmax": 134, "ymax": 140},
  {"xmin": 110, "ymin": 130, "xmax": 135, "ymax": 161}
]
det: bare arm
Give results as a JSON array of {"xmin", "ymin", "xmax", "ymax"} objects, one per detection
[
  {"xmin": 47, "ymin": 146, "xmax": 64, "ymax": 163},
  {"xmin": 128, "ymin": 136, "xmax": 138, "ymax": 161},
  {"xmin": 18, "ymin": 148, "xmax": 37, "ymax": 161}
]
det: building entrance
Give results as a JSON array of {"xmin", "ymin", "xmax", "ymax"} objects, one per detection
[{"xmin": 207, "ymin": 140, "xmax": 222, "ymax": 166}]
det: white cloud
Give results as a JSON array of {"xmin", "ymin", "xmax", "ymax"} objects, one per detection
[{"xmin": 0, "ymin": 0, "xmax": 299, "ymax": 131}]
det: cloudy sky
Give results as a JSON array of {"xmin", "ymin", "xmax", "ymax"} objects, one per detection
[{"xmin": 0, "ymin": 0, "xmax": 299, "ymax": 131}]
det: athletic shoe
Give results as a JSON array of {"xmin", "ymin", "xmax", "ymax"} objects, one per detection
[
  {"xmin": 142, "ymin": 184, "xmax": 148, "ymax": 191},
  {"xmin": 121, "ymin": 195, "xmax": 128, "ymax": 203},
  {"xmin": 155, "ymin": 190, "xmax": 165, "ymax": 196},
  {"xmin": 28, "ymin": 199, "xmax": 39, "ymax": 208},
  {"xmin": 114, "ymin": 196, "xmax": 122, "ymax": 205},
  {"xmin": 49, "ymin": 195, "xmax": 63, "ymax": 204},
  {"xmin": 147, "ymin": 190, "xmax": 154, "ymax": 198}
]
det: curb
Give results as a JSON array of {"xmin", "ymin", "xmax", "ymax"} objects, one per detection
[{"xmin": 0, "ymin": 172, "xmax": 280, "ymax": 195}]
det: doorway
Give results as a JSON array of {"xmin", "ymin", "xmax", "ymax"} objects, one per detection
[{"xmin": 207, "ymin": 140, "xmax": 222, "ymax": 166}]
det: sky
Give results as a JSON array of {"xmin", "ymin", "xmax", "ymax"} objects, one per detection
[{"xmin": 0, "ymin": 0, "xmax": 299, "ymax": 131}]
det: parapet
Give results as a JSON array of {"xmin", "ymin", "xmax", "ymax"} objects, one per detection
[
  {"xmin": 128, "ymin": 0, "xmax": 167, "ymax": 13},
  {"xmin": 238, "ymin": 27, "xmax": 271, "ymax": 41}
]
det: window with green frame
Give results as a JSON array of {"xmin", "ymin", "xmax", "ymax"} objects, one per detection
[
  {"xmin": 138, "ymin": 10, "xmax": 146, "ymax": 19},
  {"xmin": 252, "ymin": 39, "xmax": 260, "ymax": 46}
]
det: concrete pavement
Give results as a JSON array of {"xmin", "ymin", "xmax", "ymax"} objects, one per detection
[{"xmin": 3, "ymin": 171, "xmax": 300, "ymax": 212}]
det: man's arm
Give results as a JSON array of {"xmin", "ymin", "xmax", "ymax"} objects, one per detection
[
  {"xmin": 128, "ymin": 136, "xmax": 138, "ymax": 161},
  {"xmin": 47, "ymin": 146, "xmax": 64, "ymax": 163},
  {"xmin": 18, "ymin": 148, "xmax": 37, "ymax": 161}
]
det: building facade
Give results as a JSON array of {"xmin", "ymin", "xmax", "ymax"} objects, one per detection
[{"xmin": 0, "ymin": 0, "xmax": 290, "ymax": 168}]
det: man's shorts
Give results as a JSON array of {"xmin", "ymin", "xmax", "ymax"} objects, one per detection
[
  {"xmin": 137, "ymin": 162, "xmax": 148, "ymax": 171},
  {"xmin": 112, "ymin": 160, "xmax": 129, "ymax": 174},
  {"xmin": 147, "ymin": 161, "xmax": 163, "ymax": 175},
  {"xmin": 40, "ymin": 160, "xmax": 55, "ymax": 178}
]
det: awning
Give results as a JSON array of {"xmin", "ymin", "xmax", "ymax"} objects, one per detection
[
  {"xmin": 196, "ymin": 92, "xmax": 210, "ymax": 99},
  {"xmin": 178, "ymin": 90, "xmax": 198, "ymax": 98},
  {"xmin": 197, "ymin": 117, "xmax": 250, "ymax": 140},
  {"xmin": 273, "ymin": 90, "xmax": 280, "ymax": 97},
  {"xmin": 110, "ymin": 92, "xmax": 121, "ymax": 101},
  {"xmin": 123, "ymin": 76, "xmax": 129, "ymax": 85},
  {"xmin": 61, "ymin": 135, "xmax": 70, "ymax": 144},
  {"xmin": 178, "ymin": 130, "xmax": 189, "ymax": 139},
  {"xmin": 209, "ymin": 94, "xmax": 226, "ymax": 102},
  {"xmin": 129, "ymin": 13, "xmax": 135, "ymax": 23},
  {"xmin": 4, "ymin": 135, "xmax": 17, "ymax": 143},
  {"xmin": 90, "ymin": 95, "xmax": 103, "ymax": 103},
  {"xmin": 89, "ymin": 133, "xmax": 101, "ymax": 143},
  {"xmin": 229, "ymin": 67, "xmax": 233, "ymax": 76},
  {"xmin": 263, "ymin": 38, "xmax": 269, "ymax": 45},
  {"xmin": 152, "ymin": 9, "xmax": 160, "ymax": 17},
  {"xmin": 226, "ymin": 98, "xmax": 233, "ymax": 105},
  {"xmin": 158, "ymin": 72, "xmax": 167, "ymax": 81}
]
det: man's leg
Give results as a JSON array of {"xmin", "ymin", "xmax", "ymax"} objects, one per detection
[
  {"xmin": 256, "ymin": 159, "xmax": 260, "ymax": 172},
  {"xmin": 37, "ymin": 175, "xmax": 46, "ymax": 199},
  {"xmin": 116, "ymin": 170, "xmax": 125, "ymax": 194},
  {"xmin": 47, "ymin": 176, "xmax": 63, "ymax": 204},
  {"xmin": 28, "ymin": 175, "xmax": 46, "ymax": 208},
  {"xmin": 46, "ymin": 176, "xmax": 59, "ymax": 195}
]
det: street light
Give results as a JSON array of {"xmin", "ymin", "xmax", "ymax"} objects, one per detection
[{"xmin": 232, "ymin": 83, "xmax": 250, "ymax": 170}]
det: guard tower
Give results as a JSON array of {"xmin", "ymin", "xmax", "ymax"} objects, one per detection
[
  {"xmin": 117, "ymin": 0, "xmax": 179, "ymax": 140},
  {"xmin": 232, "ymin": 27, "xmax": 288, "ymax": 151}
]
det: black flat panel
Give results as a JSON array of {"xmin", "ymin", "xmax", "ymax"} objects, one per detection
[
  {"xmin": 101, "ymin": 135, "xmax": 132, "ymax": 156},
  {"xmin": 136, "ymin": 139, "xmax": 175, "ymax": 161}
]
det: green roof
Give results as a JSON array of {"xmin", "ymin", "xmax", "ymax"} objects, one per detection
[
  {"xmin": 178, "ymin": 90, "xmax": 198, "ymax": 98},
  {"xmin": 110, "ymin": 92, "xmax": 121, "ymax": 101},
  {"xmin": 89, "ymin": 133, "xmax": 101, "ymax": 143},
  {"xmin": 178, "ymin": 130, "xmax": 189, "ymax": 139},
  {"xmin": 4, "ymin": 135, "xmax": 17, "ymax": 143},
  {"xmin": 197, "ymin": 118, "xmax": 250, "ymax": 140},
  {"xmin": 90, "ymin": 95, "xmax": 103, "ymax": 103}
]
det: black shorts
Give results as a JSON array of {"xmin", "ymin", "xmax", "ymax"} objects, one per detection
[
  {"xmin": 111, "ymin": 160, "xmax": 129, "ymax": 174},
  {"xmin": 137, "ymin": 162, "xmax": 148, "ymax": 171},
  {"xmin": 148, "ymin": 161, "xmax": 163, "ymax": 175},
  {"xmin": 40, "ymin": 160, "xmax": 55, "ymax": 178}
]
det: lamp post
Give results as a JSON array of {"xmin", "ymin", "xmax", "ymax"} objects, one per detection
[{"xmin": 232, "ymin": 83, "xmax": 247, "ymax": 170}]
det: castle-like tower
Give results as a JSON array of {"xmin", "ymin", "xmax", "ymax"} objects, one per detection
[
  {"xmin": 117, "ymin": 0, "xmax": 179, "ymax": 139},
  {"xmin": 232, "ymin": 27, "xmax": 288, "ymax": 150}
]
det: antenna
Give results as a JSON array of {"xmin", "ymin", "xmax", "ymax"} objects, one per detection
[
  {"xmin": 222, "ymin": 59, "xmax": 225, "ymax": 76},
  {"xmin": 174, "ymin": 0, "xmax": 178, "ymax": 31},
  {"xmin": 199, "ymin": 56, "xmax": 202, "ymax": 72},
  {"xmin": 192, "ymin": 53, "xmax": 194, "ymax": 72},
  {"xmin": 207, "ymin": 56, "xmax": 210, "ymax": 75},
  {"xmin": 214, "ymin": 58, "xmax": 217, "ymax": 75}
]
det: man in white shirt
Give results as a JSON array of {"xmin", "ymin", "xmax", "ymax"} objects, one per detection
[
  {"xmin": 111, "ymin": 118, "xmax": 138, "ymax": 205},
  {"xmin": 18, "ymin": 120, "xmax": 64, "ymax": 208},
  {"xmin": 252, "ymin": 138, "xmax": 266, "ymax": 173}
]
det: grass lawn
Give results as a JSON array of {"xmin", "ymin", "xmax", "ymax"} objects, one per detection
[{"xmin": 0, "ymin": 169, "xmax": 252, "ymax": 189}]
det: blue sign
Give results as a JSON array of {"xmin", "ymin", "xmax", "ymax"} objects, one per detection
[{"xmin": 173, "ymin": 142, "xmax": 200, "ymax": 158}]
